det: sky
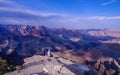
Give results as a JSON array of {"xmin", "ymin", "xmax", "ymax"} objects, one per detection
[{"xmin": 0, "ymin": 0, "xmax": 120, "ymax": 29}]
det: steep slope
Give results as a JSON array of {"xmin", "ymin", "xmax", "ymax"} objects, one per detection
[
  {"xmin": 94, "ymin": 57, "xmax": 120, "ymax": 75},
  {"xmin": 0, "ymin": 25, "xmax": 120, "ymax": 75}
]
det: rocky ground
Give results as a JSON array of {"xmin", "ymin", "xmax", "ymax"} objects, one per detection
[{"xmin": 4, "ymin": 55, "xmax": 97, "ymax": 75}]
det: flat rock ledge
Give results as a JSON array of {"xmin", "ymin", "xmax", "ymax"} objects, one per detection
[{"xmin": 4, "ymin": 55, "xmax": 97, "ymax": 75}]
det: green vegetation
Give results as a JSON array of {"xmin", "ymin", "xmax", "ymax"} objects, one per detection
[{"xmin": 0, "ymin": 57, "xmax": 22, "ymax": 75}]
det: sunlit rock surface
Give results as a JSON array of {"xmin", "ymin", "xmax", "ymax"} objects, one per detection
[{"xmin": 5, "ymin": 55, "xmax": 97, "ymax": 75}]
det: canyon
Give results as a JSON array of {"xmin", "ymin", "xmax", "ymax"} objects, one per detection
[{"xmin": 0, "ymin": 25, "xmax": 120, "ymax": 75}]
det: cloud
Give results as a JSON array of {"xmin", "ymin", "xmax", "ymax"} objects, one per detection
[
  {"xmin": 101, "ymin": 0, "xmax": 117, "ymax": 6},
  {"xmin": 0, "ymin": 0, "xmax": 120, "ymax": 29},
  {"xmin": 0, "ymin": 7, "xmax": 65, "ymax": 18},
  {"xmin": 0, "ymin": 0, "xmax": 25, "ymax": 8},
  {"xmin": 86, "ymin": 16, "xmax": 120, "ymax": 20},
  {"xmin": 0, "ymin": 6, "xmax": 68, "ymax": 28}
]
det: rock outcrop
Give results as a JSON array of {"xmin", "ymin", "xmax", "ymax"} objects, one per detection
[
  {"xmin": 94, "ymin": 57, "xmax": 120, "ymax": 75},
  {"xmin": 4, "ymin": 55, "xmax": 97, "ymax": 75}
]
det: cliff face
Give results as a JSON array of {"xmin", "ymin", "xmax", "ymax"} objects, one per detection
[
  {"xmin": 4, "ymin": 55, "xmax": 97, "ymax": 75},
  {"xmin": 91, "ymin": 57, "xmax": 120, "ymax": 75},
  {"xmin": 88, "ymin": 30, "xmax": 120, "ymax": 38},
  {"xmin": 0, "ymin": 25, "xmax": 120, "ymax": 75},
  {"xmin": 87, "ymin": 29, "xmax": 120, "ymax": 44}
]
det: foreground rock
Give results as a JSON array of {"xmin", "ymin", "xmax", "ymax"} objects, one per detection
[
  {"xmin": 5, "ymin": 55, "xmax": 97, "ymax": 75},
  {"xmin": 94, "ymin": 57, "xmax": 120, "ymax": 75}
]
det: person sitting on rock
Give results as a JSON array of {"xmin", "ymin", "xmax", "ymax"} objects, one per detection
[
  {"xmin": 47, "ymin": 49, "xmax": 53, "ymax": 57},
  {"xmin": 47, "ymin": 49, "xmax": 51, "ymax": 56}
]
